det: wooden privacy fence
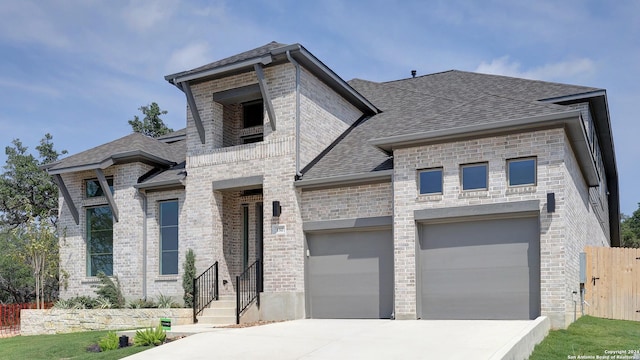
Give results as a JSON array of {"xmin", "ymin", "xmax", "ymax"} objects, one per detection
[{"xmin": 584, "ymin": 246, "xmax": 640, "ymax": 321}]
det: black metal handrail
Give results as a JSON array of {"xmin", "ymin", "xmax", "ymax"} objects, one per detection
[
  {"xmin": 193, "ymin": 261, "xmax": 219, "ymax": 323},
  {"xmin": 236, "ymin": 259, "xmax": 260, "ymax": 324}
]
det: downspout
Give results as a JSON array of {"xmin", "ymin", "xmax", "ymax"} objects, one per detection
[
  {"xmin": 137, "ymin": 188, "xmax": 148, "ymax": 299},
  {"xmin": 286, "ymin": 50, "xmax": 302, "ymax": 178}
]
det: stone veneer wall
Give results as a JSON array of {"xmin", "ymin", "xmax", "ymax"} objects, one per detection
[
  {"xmin": 391, "ymin": 127, "xmax": 608, "ymax": 328},
  {"xmin": 58, "ymin": 163, "xmax": 153, "ymax": 300},
  {"xmin": 20, "ymin": 309, "xmax": 192, "ymax": 335}
]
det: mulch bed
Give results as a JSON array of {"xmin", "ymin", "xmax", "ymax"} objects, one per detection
[{"xmin": 218, "ymin": 320, "xmax": 283, "ymax": 328}]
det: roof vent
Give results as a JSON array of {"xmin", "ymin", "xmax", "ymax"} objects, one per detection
[{"xmin": 411, "ymin": 70, "xmax": 417, "ymax": 78}]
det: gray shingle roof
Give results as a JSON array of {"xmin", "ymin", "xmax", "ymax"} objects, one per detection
[
  {"xmin": 164, "ymin": 42, "xmax": 288, "ymax": 81},
  {"xmin": 301, "ymin": 70, "xmax": 602, "ymax": 180},
  {"xmin": 136, "ymin": 161, "xmax": 186, "ymax": 189},
  {"xmin": 47, "ymin": 133, "xmax": 184, "ymax": 174}
]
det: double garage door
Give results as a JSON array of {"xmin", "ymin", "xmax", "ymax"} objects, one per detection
[{"xmin": 306, "ymin": 216, "xmax": 540, "ymax": 320}]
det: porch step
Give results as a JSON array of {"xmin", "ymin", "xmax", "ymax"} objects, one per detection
[{"xmin": 196, "ymin": 296, "xmax": 236, "ymax": 326}]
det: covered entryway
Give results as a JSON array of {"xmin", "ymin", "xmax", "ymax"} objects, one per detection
[
  {"xmin": 306, "ymin": 229, "xmax": 394, "ymax": 319},
  {"xmin": 418, "ymin": 215, "xmax": 540, "ymax": 320}
]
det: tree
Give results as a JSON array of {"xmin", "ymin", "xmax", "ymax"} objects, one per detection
[
  {"xmin": 0, "ymin": 133, "xmax": 66, "ymax": 228},
  {"xmin": 0, "ymin": 134, "xmax": 65, "ymax": 304},
  {"xmin": 128, "ymin": 102, "xmax": 173, "ymax": 138},
  {"xmin": 621, "ymin": 204, "xmax": 640, "ymax": 248},
  {"xmin": 0, "ymin": 231, "xmax": 33, "ymax": 303},
  {"xmin": 11, "ymin": 211, "xmax": 59, "ymax": 309}
]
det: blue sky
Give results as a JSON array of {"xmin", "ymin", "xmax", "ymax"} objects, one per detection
[{"xmin": 0, "ymin": 0, "xmax": 638, "ymax": 215}]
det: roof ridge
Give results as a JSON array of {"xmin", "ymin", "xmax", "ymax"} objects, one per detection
[
  {"xmin": 454, "ymin": 69, "xmax": 601, "ymax": 91},
  {"xmin": 382, "ymin": 69, "xmax": 456, "ymax": 84}
]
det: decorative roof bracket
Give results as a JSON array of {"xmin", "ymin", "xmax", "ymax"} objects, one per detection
[
  {"xmin": 52, "ymin": 174, "xmax": 79, "ymax": 225},
  {"xmin": 254, "ymin": 64, "xmax": 277, "ymax": 131},
  {"xmin": 180, "ymin": 81, "xmax": 206, "ymax": 144},
  {"xmin": 95, "ymin": 168, "xmax": 119, "ymax": 223}
]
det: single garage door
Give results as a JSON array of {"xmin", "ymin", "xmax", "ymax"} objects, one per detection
[
  {"xmin": 307, "ymin": 229, "xmax": 393, "ymax": 319},
  {"xmin": 419, "ymin": 216, "xmax": 540, "ymax": 320}
]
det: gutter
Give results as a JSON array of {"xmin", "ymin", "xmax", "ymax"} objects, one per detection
[
  {"xmin": 136, "ymin": 188, "xmax": 148, "ymax": 299},
  {"xmin": 167, "ymin": 55, "xmax": 273, "ymax": 85},
  {"xmin": 370, "ymin": 110, "xmax": 583, "ymax": 150},
  {"xmin": 286, "ymin": 50, "xmax": 303, "ymax": 177},
  {"xmin": 295, "ymin": 169, "xmax": 393, "ymax": 190},
  {"xmin": 368, "ymin": 109, "xmax": 599, "ymax": 187}
]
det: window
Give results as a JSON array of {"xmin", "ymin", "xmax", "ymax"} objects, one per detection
[
  {"xmin": 418, "ymin": 168, "xmax": 443, "ymax": 194},
  {"xmin": 87, "ymin": 206, "xmax": 113, "ymax": 276},
  {"xmin": 160, "ymin": 200, "xmax": 179, "ymax": 275},
  {"xmin": 507, "ymin": 158, "xmax": 536, "ymax": 186},
  {"xmin": 243, "ymin": 100, "xmax": 263, "ymax": 128},
  {"xmin": 85, "ymin": 178, "xmax": 113, "ymax": 198},
  {"xmin": 461, "ymin": 163, "xmax": 488, "ymax": 191}
]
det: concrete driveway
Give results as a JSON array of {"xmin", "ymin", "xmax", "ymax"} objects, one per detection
[{"xmin": 124, "ymin": 317, "xmax": 549, "ymax": 360}]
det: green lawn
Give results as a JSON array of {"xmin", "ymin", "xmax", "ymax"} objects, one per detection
[
  {"xmin": 530, "ymin": 315, "xmax": 640, "ymax": 360},
  {"xmin": 0, "ymin": 330, "xmax": 149, "ymax": 360}
]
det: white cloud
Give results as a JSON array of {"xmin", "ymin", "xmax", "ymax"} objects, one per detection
[
  {"xmin": 165, "ymin": 42, "xmax": 213, "ymax": 75},
  {"xmin": 475, "ymin": 56, "xmax": 596, "ymax": 82},
  {"xmin": 122, "ymin": 0, "xmax": 178, "ymax": 31}
]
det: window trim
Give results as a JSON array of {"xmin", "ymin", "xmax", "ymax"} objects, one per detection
[
  {"xmin": 460, "ymin": 162, "xmax": 488, "ymax": 191},
  {"xmin": 507, "ymin": 157, "xmax": 537, "ymax": 187},
  {"xmin": 84, "ymin": 177, "xmax": 114, "ymax": 198},
  {"xmin": 86, "ymin": 205, "xmax": 113, "ymax": 277},
  {"xmin": 159, "ymin": 199, "xmax": 179, "ymax": 275},
  {"xmin": 418, "ymin": 167, "xmax": 444, "ymax": 195}
]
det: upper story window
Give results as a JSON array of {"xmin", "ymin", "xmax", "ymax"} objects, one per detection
[
  {"xmin": 507, "ymin": 158, "xmax": 536, "ymax": 186},
  {"xmin": 85, "ymin": 178, "xmax": 113, "ymax": 198},
  {"xmin": 461, "ymin": 163, "xmax": 488, "ymax": 191},
  {"xmin": 418, "ymin": 168, "xmax": 443, "ymax": 195},
  {"xmin": 159, "ymin": 200, "xmax": 179, "ymax": 275},
  {"xmin": 243, "ymin": 100, "xmax": 264, "ymax": 128}
]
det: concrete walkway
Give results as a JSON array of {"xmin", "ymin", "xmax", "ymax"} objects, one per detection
[{"xmin": 123, "ymin": 317, "xmax": 550, "ymax": 360}]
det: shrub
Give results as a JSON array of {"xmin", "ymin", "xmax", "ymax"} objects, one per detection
[
  {"xmin": 95, "ymin": 271, "xmax": 125, "ymax": 308},
  {"xmin": 95, "ymin": 297, "xmax": 113, "ymax": 309},
  {"xmin": 54, "ymin": 296, "xmax": 99, "ymax": 309},
  {"xmin": 182, "ymin": 249, "xmax": 196, "ymax": 308},
  {"xmin": 127, "ymin": 298, "xmax": 157, "ymax": 309},
  {"xmin": 156, "ymin": 293, "xmax": 179, "ymax": 309},
  {"xmin": 133, "ymin": 325, "xmax": 166, "ymax": 346},
  {"xmin": 98, "ymin": 331, "xmax": 119, "ymax": 352}
]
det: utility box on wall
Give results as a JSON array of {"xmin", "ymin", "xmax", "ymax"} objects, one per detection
[{"xmin": 579, "ymin": 252, "xmax": 586, "ymax": 284}]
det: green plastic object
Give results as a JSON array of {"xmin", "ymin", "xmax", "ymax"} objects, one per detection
[{"xmin": 160, "ymin": 318, "xmax": 171, "ymax": 331}]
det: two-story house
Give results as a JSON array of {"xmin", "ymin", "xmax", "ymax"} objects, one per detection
[{"xmin": 47, "ymin": 42, "xmax": 618, "ymax": 329}]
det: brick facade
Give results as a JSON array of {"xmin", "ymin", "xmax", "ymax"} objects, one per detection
[{"xmin": 55, "ymin": 45, "xmax": 614, "ymax": 328}]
